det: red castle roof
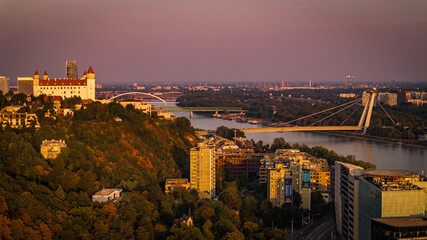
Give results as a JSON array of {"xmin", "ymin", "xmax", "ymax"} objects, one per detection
[
  {"xmin": 43, "ymin": 71, "xmax": 48, "ymax": 75},
  {"xmin": 87, "ymin": 66, "xmax": 94, "ymax": 73},
  {"xmin": 34, "ymin": 70, "xmax": 39, "ymax": 75},
  {"xmin": 39, "ymin": 79, "xmax": 87, "ymax": 86}
]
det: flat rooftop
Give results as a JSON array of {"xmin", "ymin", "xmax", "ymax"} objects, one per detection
[
  {"xmin": 337, "ymin": 161, "xmax": 364, "ymax": 170},
  {"xmin": 93, "ymin": 188, "xmax": 122, "ymax": 196},
  {"xmin": 372, "ymin": 217, "xmax": 427, "ymax": 228},
  {"xmin": 365, "ymin": 169, "xmax": 416, "ymax": 177},
  {"xmin": 41, "ymin": 140, "xmax": 67, "ymax": 147},
  {"xmin": 166, "ymin": 178, "xmax": 188, "ymax": 184}
]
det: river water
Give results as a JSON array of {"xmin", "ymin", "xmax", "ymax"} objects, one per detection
[{"xmin": 153, "ymin": 102, "xmax": 427, "ymax": 173}]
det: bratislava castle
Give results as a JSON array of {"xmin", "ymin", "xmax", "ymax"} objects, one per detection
[{"xmin": 33, "ymin": 66, "xmax": 95, "ymax": 100}]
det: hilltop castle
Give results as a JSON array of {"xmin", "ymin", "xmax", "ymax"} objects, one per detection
[{"xmin": 32, "ymin": 66, "xmax": 95, "ymax": 100}]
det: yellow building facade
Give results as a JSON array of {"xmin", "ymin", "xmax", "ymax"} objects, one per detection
[
  {"xmin": 267, "ymin": 163, "xmax": 293, "ymax": 207},
  {"xmin": 40, "ymin": 140, "xmax": 67, "ymax": 159},
  {"xmin": 190, "ymin": 142, "xmax": 216, "ymax": 198}
]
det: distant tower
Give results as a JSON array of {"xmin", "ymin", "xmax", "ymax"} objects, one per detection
[
  {"xmin": 345, "ymin": 75, "xmax": 350, "ymax": 88},
  {"xmin": 66, "ymin": 60, "xmax": 78, "ymax": 79},
  {"xmin": 309, "ymin": 78, "xmax": 312, "ymax": 88}
]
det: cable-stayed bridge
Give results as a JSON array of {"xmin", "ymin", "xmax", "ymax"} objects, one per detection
[{"xmin": 240, "ymin": 90, "xmax": 395, "ymax": 134}]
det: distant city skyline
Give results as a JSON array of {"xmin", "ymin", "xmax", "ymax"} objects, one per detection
[{"xmin": 1, "ymin": 0, "xmax": 426, "ymax": 84}]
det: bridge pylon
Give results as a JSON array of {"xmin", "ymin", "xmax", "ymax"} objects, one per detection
[{"xmin": 358, "ymin": 90, "xmax": 377, "ymax": 134}]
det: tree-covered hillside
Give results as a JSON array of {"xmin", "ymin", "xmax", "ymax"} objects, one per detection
[{"xmin": 0, "ymin": 102, "xmax": 197, "ymax": 239}]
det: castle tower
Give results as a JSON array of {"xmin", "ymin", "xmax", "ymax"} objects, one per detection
[
  {"xmin": 34, "ymin": 70, "xmax": 39, "ymax": 79},
  {"xmin": 43, "ymin": 71, "xmax": 48, "ymax": 80},
  {"xmin": 86, "ymin": 66, "xmax": 95, "ymax": 100},
  {"xmin": 33, "ymin": 70, "xmax": 40, "ymax": 96},
  {"xmin": 82, "ymin": 70, "xmax": 87, "ymax": 79}
]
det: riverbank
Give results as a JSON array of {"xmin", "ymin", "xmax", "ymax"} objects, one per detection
[
  {"xmin": 314, "ymin": 131, "xmax": 427, "ymax": 149},
  {"xmin": 195, "ymin": 112, "xmax": 427, "ymax": 148}
]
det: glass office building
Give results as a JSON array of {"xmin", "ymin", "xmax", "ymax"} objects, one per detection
[{"xmin": 358, "ymin": 170, "xmax": 426, "ymax": 240}]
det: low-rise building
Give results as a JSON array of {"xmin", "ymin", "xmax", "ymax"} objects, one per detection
[
  {"xmin": 56, "ymin": 108, "xmax": 74, "ymax": 116},
  {"xmin": 92, "ymin": 188, "xmax": 122, "ymax": 202},
  {"xmin": 157, "ymin": 111, "xmax": 175, "ymax": 119},
  {"xmin": 215, "ymin": 147, "xmax": 259, "ymax": 178},
  {"xmin": 40, "ymin": 140, "xmax": 67, "ymax": 159},
  {"xmin": 44, "ymin": 96, "xmax": 62, "ymax": 109},
  {"xmin": 0, "ymin": 108, "xmax": 40, "ymax": 129},
  {"xmin": 340, "ymin": 93, "xmax": 357, "ymax": 98},
  {"xmin": 165, "ymin": 178, "xmax": 191, "ymax": 194},
  {"xmin": 173, "ymin": 215, "xmax": 193, "ymax": 227},
  {"xmin": 371, "ymin": 217, "xmax": 427, "ymax": 240},
  {"xmin": 119, "ymin": 99, "xmax": 151, "ymax": 114}
]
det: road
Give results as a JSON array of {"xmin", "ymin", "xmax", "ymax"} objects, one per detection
[
  {"xmin": 293, "ymin": 211, "xmax": 335, "ymax": 240},
  {"xmin": 305, "ymin": 218, "xmax": 334, "ymax": 240}
]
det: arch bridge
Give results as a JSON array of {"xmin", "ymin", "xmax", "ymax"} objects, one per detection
[{"xmin": 107, "ymin": 92, "xmax": 167, "ymax": 106}]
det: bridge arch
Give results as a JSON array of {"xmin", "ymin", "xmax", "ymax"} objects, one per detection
[{"xmin": 108, "ymin": 92, "xmax": 167, "ymax": 106}]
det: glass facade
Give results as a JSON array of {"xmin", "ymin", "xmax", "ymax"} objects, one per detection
[{"xmin": 371, "ymin": 218, "xmax": 427, "ymax": 240}]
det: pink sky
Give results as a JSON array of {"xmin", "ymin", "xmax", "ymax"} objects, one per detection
[{"xmin": 1, "ymin": 0, "xmax": 426, "ymax": 84}]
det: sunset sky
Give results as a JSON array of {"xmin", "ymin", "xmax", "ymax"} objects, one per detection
[{"xmin": 1, "ymin": 0, "xmax": 426, "ymax": 84}]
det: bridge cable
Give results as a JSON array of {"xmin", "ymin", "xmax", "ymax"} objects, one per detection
[
  {"xmin": 375, "ymin": 97, "xmax": 397, "ymax": 126},
  {"xmin": 309, "ymin": 100, "xmax": 361, "ymax": 127},
  {"xmin": 340, "ymin": 104, "xmax": 362, "ymax": 126},
  {"xmin": 275, "ymin": 98, "xmax": 361, "ymax": 127}
]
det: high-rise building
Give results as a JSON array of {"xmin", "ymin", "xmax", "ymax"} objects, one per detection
[
  {"xmin": 0, "ymin": 76, "xmax": 10, "ymax": 94},
  {"xmin": 358, "ymin": 170, "xmax": 427, "ymax": 240},
  {"xmin": 17, "ymin": 77, "xmax": 34, "ymax": 95},
  {"xmin": 334, "ymin": 161, "xmax": 365, "ymax": 240},
  {"xmin": 66, "ymin": 60, "xmax": 78, "ymax": 79},
  {"xmin": 290, "ymin": 158, "xmax": 312, "ymax": 210},
  {"xmin": 267, "ymin": 163, "xmax": 293, "ymax": 207},
  {"xmin": 334, "ymin": 162, "xmax": 427, "ymax": 240},
  {"xmin": 190, "ymin": 142, "xmax": 216, "ymax": 198},
  {"xmin": 378, "ymin": 92, "xmax": 398, "ymax": 106},
  {"xmin": 396, "ymin": 90, "xmax": 407, "ymax": 105},
  {"xmin": 33, "ymin": 66, "xmax": 96, "ymax": 100}
]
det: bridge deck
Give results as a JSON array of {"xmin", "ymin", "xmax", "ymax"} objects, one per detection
[
  {"xmin": 240, "ymin": 126, "xmax": 363, "ymax": 133},
  {"xmin": 161, "ymin": 107, "xmax": 246, "ymax": 112}
]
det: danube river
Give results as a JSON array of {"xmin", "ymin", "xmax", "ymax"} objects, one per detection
[{"xmin": 154, "ymin": 102, "xmax": 427, "ymax": 173}]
